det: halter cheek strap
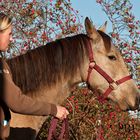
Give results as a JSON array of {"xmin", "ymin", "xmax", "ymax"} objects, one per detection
[{"xmin": 86, "ymin": 41, "xmax": 132, "ymax": 102}]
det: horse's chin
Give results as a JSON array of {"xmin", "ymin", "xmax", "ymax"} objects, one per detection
[{"xmin": 116, "ymin": 101, "xmax": 129, "ymax": 111}]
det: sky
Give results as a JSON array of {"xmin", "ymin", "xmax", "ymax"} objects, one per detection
[{"xmin": 70, "ymin": 0, "xmax": 140, "ymax": 33}]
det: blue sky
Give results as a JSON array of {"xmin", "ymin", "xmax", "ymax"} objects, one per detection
[{"xmin": 70, "ymin": 0, "xmax": 140, "ymax": 33}]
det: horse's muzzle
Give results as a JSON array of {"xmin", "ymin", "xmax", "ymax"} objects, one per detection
[{"xmin": 129, "ymin": 95, "xmax": 140, "ymax": 111}]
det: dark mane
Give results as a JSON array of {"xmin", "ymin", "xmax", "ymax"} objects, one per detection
[{"xmin": 7, "ymin": 34, "xmax": 90, "ymax": 93}]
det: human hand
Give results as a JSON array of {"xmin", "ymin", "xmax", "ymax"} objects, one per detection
[{"xmin": 55, "ymin": 105, "xmax": 69, "ymax": 120}]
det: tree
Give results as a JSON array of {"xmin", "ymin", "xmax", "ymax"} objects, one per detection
[{"xmin": 0, "ymin": 0, "xmax": 82, "ymax": 57}]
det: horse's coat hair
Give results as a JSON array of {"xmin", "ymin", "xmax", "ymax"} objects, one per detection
[{"xmin": 7, "ymin": 32, "xmax": 111, "ymax": 94}]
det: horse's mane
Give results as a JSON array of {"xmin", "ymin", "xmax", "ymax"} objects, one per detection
[
  {"xmin": 7, "ymin": 31, "xmax": 111, "ymax": 94},
  {"xmin": 7, "ymin": 34, "xmax": 90, "ymax": 93}
]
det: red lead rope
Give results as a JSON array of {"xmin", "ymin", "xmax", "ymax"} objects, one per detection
[{"xmin": 47, "ymin": 117, "xmax": 69, "ymax": 140}]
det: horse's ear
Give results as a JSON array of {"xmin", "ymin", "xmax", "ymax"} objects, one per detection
[
  {"xmin": 85, "ymin": 17, "xmax": 100, "ymax": 40},
  {"xmin": 98, "ymin": 21, "xmax": 107, "ymax": 32}
]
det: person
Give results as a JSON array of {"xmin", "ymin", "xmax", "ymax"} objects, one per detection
[{"xmin": 0, "ymin": 12, "xmax": 69, "ymax": 140}]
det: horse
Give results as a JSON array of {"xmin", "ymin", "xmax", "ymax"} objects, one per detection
[{"xmin": 6, "ymin": 17, "xmax": 140, "ymax": 138}]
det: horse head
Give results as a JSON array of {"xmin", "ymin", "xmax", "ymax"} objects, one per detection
[{"xmin": 84, "ymin": 17, "xmax": 140, "ymax": 111}]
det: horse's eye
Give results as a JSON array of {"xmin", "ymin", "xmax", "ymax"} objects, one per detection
[{"xmin": 108, "ymin": 55, "xmax": 117, "ymax": 61}]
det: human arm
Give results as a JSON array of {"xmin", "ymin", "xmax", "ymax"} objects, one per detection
[
  {"xmin": 3, "ymin": 71, "xmax": 57, "ymax": 116},
  {"xmin": 3, "ymin": 61, "xmax": 69, "ymax": 119}
]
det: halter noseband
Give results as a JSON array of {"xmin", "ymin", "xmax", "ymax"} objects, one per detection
[{"xmin": 86, "ymin": 41, "xmax": 132, "ymax": 102}]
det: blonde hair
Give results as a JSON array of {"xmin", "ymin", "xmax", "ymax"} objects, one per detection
[{"xmin": 0, "ymin": 13, "xmax": 12, "ymax": 31}]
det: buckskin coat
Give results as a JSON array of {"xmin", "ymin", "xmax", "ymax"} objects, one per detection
[{"xmin": 0, "ymin": 60, "xmax": 57, "ymax": 140}]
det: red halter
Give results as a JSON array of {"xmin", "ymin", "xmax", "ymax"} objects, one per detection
[{"xmin": 86, "ymin": 41, "xmax": 132, "ymax": 102}]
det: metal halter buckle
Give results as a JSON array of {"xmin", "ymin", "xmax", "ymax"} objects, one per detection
[{"xmin": 109, "ymin": 82, "xmax": 118, "ymax": 90}]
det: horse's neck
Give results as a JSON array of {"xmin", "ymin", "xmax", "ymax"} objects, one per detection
[{"xmin": 30, "ymin": 71, "xmax": 83, "ymax": 105}]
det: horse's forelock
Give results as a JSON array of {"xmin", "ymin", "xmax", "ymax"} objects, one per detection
[{"xmin": 97, "ymin": 30, "xmax": 112, "ymax": 52}]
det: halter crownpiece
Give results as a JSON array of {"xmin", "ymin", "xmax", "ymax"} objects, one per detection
[{"xmin": 86, "ymin": 40, "xmax": 132, "ymax": 102}]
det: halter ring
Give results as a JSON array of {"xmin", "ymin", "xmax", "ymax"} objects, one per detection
[{"xmin": 89, "ymin": 61, "xmax": 96, "ymax": 69}]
